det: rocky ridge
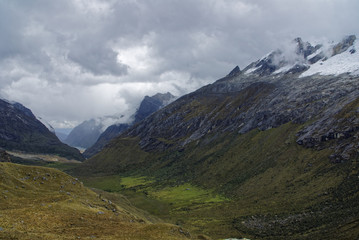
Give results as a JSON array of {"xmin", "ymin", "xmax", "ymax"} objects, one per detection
[
  {"xmin": 82, "ymin": 35, "xmax": 359, "ymax": 239},
  {"xmin": 64, "ymin": 114, "xmax": 128, "ymax": 149},
  {"xmin": 120, "ymin": 35, "xmax": 359, "ymax": 162},
  {"xmin": 83, "ymin": 92, "xmax": 176, "ymax": 158},
  {"xmin": 0, "ymin": 99, "xmax": 84, "ymax": 161}
]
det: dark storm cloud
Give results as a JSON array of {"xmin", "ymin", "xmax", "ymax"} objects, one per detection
[{"xmin": 0, "ymin": 0, "xmax": 358, "ymax": 128}]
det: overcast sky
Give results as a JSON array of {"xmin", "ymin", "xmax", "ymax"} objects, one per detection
[{"xmin": 0, "ymin": 0, "xmax": 358, "ymax": 128}]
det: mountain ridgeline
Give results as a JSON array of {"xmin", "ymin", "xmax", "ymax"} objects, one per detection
[
  {"xmin": 64, "ymin": 116, "xmax": 127, "ymax": 149},
  {"xmin": 80, "ymin": 35, "xmax": 359, "ymax": 239},
  {"xmin": 0, "ymin": 99, "xmax": 84, "ymax": 161},
  {"xmin": 82, "ymin": 92, "xmax": 175, "ymax": 158}
]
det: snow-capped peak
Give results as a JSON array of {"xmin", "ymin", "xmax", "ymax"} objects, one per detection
[
  {"xmin": 243, "ymin": 35, "xmax": 358, "ymax": 77},
  {"xmin": 300, "ymin": 36, "xmax": 359, "ymax": 77}
]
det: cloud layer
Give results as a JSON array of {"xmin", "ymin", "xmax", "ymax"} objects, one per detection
[{"xmin": 1, "ymin": 0, "xmax": 358, "ymax": 128}]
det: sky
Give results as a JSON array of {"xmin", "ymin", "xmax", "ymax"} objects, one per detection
[{"xmin": 0, "ymin": 0, "xmax": 358, "ymax": 129}]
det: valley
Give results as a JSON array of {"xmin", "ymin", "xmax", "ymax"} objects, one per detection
[
  {"xmin": 73, "ymin": 122, "xmax": 359, "ymax": 239},
  {"xmin": 0, "ymin": 162, "xmax": 207, "ymax": 240},
  {"xmin": 1, "ymin": 35, "xmax": 359, "ymax": 239}
]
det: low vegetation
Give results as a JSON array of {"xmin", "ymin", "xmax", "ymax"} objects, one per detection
[
  {"xmin": 4, "ymin": 105, "xmax": 358, "ymax": 239},
  {"xmin": 0, "ymin": 162, "xmax": 208, "ymax": 240},
  {"xmin": 77, "ymin": 122, "xmax": 359, "ymax": 239}
]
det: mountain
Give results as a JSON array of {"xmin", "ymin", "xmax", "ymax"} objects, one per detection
[
  {"xmin": 0, "ymin": 99, "xmax": 84, "ymax": 161},
  {"xmin": 37, "ymin": 116, "xmax": 56, "ymax": 133},
  {"xmin": 54, "ymin": 128, "xmax": 73, "ymax": 142},
  {"xmin": 55, "ymin": 131, "xmax": 69, "ymax": 142},
  {"xmin": 82, "ymin": 123, "xmax": 130, "ymax": 158},
  {"xmin": 64, "ymin": 115, "xmax": 128, "ymax": 149},
  {"xmin": 66, "ymin": 93, "xmax": 175, "ymax": 152},
  {"xmin": 80, "ymin": 35, "xmax": 359, "ymax": 239},
  {"xmin": 243, "ymin": 35, "xmax": 358, "ymax": 77},
  {"xmin": 83, "ymin": 92, "xmax": 175, "ymax": 158},
  {"xmin": 134, "ymin": 92, "xmax": 176, "ymax": 123},
  {"xmin": 0, "ymin": 162, "xmax": 200, "ymax": 240}
]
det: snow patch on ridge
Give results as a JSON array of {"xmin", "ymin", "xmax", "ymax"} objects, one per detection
[
  {"xmin": 300, "ymin": 40, "xmax": 359, "ymax": 77},
  {"xmin": 273, "ymin": 64, "xmax": 297, "ymax": 74},
  {"xmin": 245, "ymin": 65, "xmax": 260, "ymax": 75}
]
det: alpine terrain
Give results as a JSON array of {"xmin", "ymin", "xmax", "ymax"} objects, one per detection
[
  {"xmin": 0, "ymin": 99, "xmax": 83, "ymax": 161},
  {"xmin": 79, "ymin": 35, "xmax": 359, "ymax": 239},
  {"xmin": 0, "ymin": 161, "xmax": 202, "ymax": 240},
  {"xmin": 83, "ymin": 92, "xmax": 175, "ymax": 158},
  {"xmin": 64, "ymin": 115, "xmax": 129, "ymax": 150}
]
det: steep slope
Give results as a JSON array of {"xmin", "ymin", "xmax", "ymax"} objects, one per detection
[
  {"xmin": 55, "ymin": 131, "xmax": 69, "ymax": 142},
  {"xmin": 80, "ymin": 36, "xmax": 359, "ymax": 239},
  {"xmin": 0, "ymin": 162, "xmax": 201, "ymax": 240},
  {"xmin": 64, "ymin": 115, "xmax": 128, "ymax": 149},
  {"xmin": 134, "ymin": 92, "xmax": 176, "ymax": 123},
  {"xmin": 82, "ymin": 123, "xmax": 130, "ymax": 158},
  {"xmin": 0, "ymin": 99, "xmax": 83, "ymax": 161},
  {"xmin": 83, "ymin": 92, "xmax": 175, "ymax": 158}
]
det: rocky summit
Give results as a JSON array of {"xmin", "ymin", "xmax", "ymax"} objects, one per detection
[
  {"xmin": 81, "ymin": 35, "xmax": 359, "ymax": 239},
  {"xmin": 83, "ymin": 92, "xmax": 176, "ymax": 158},
  {"xmin": 116, "ymin": 35, "xmax": 359, "ymax": 161}
]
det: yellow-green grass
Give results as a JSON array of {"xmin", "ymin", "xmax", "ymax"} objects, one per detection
[
  {"xmin": 78, "ymin": 121, "xmax": 359, "ymax": 239},
  {"xmin": 78, "ymin": 174, "xmax": 231, "ymax": 238},
  {"xmin": 151, "ymin": 183, "xmax": 227, "ymax": 208},
  {"xmin": 0, "ymin": 162, "xmax": 205, "ymax": 240},
  {"xmin": 121, "ymin": 176, "xmax": 155, "ymax": 188},
  {"xmin": 81, "ymin": 175, "xmax": 124, "ymax": 192}
]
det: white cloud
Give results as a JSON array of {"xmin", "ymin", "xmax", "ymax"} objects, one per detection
[{"xmin": 0, "ymin": 0, "xmax": 358, "ymax": 128}]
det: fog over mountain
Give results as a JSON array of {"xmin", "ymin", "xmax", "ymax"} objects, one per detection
[{"xmin": 0, "ymin": 0, "xmax": 358, "ymax": 128}]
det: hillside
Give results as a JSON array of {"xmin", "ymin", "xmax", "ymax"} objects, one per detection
[
  {"xmin": 0, "ymin": 162, "xmax": 207, "ymax": 240},
  {"xmin": 83, "ymin": 92, "xmax": 176, "ymax": 158},
  {"xmin": 77, "ymin": 36, "xmax": 359, "ymax": 239},
  {"xmin": 0, "ymin": 99, "xmax": 83, "ymax": 161}
]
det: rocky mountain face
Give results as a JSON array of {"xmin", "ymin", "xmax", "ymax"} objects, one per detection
[
  {"xmin": 83, "ymin": 92, "xmax": 175, "ymax": 158},
  {"xmin": 81, "ymin": 35, "xmax": 359, "ymax": 238},
  {"xmin": 134, "ymin": 92, "xmax": 176, "ymax": 123},
  {"xmin": 0, "ymin": 99, "xmax": 83, "ymax": 161},
  {"xmin": 64, "ymin": 115, "xmax": 127, "ymax": 149},
  {"xmin": 82, "ymin": 123, "xmax": 130, "ymax": 158},
  {"xmin": 112, "ymin": 35, "xmax": 358, "ymax": 161},
  {"xmin": 55, "ymin": 131, "xmax": 69, "ymax": 142}
]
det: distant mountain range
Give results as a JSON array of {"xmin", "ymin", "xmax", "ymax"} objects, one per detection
[
  {"xmin": 64, "ymin": 115, "xmax": 128, "ymax": 149},
  {"xmin": 55, "ymin": 129, "xmax": 72, "ymax": 142},
  {"xmin": 0, "ymin": 99, "xmax": 83, "ymax": 161},
  {"xmin": 63, "ymin": 92, "xmax": 175, "ymax": 157},
  {"xmin": 82, "ymin": 92, "xmax": 175, "ymax": 158},
  {"xmin": 79, "ymin": 35, "xmax": 359, "ymax": 238}
]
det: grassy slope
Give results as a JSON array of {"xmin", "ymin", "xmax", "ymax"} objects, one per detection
[
  {"xmin": 0, "ymin": 162, "xmax": 207, "ymax": 240},
  {"xmin": 78, "ymin": 121, "xmax": 359, "ymax": 239}
]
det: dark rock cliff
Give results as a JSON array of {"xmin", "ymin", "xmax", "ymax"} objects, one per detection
[{"xmin": 0, "ymin": 99, "xmax": 83, "ymax": 161}]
